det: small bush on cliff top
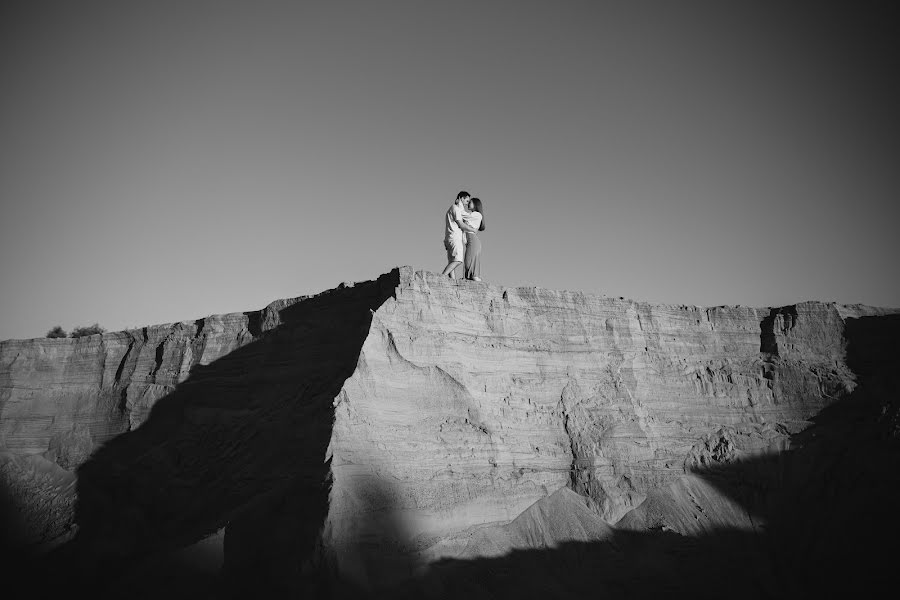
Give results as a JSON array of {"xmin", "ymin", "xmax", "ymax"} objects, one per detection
[
  {"xmin": 45, "ymin": 325, "xmax": 67, "ymax": 338},
  {"xmin": 70, "ymin": 324, "xmax": 105, "ymax": 338}
]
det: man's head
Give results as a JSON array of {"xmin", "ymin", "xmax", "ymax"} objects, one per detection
[{"xmin": 456, "ymin": 190, "xmax": 471, "ymax": 205}]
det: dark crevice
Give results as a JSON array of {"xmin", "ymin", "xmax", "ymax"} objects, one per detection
[
  {"xmin": 117, "ymin": 388, "xmax": 130, "ymax": 417},
  {"xmin": 243, "ymin": 311, "xmax": 262, "ymax": 339},
  {"xmin": 114, "ymin": 335, "xmax": 136, "ymax": 384},
  {"xmin": 759, "ymin": 305, "xmax": 798, "ymax": 355},
  {"xmin": 152, "ymin": 339, "xmax": 166, "ymax": 377},
  {"xmin": 759, "ymin": 308, "xmax": 778, "ymax": 354},
  {"xmin": 189, "ymin": 320, "xmax": 208, "ymax": 374},
  {"xmin": 562, "ymin": 411, "xmax": 579, "ymax": 490},
  {"xmin": 114, "ymin": 335, "xmax": 138, "ymax": 415},
  {"xmin": 97, "ymin": 338, "xmax": 107, "ymax": 390}
]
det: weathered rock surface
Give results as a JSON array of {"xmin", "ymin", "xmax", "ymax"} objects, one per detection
[
  {"xmin": 1, "ymin": 267, "xmax": 898, "ymax": 598},
  {"xmin": 1, "ymin": 295, "xmax": 299, "ymax": 547}
]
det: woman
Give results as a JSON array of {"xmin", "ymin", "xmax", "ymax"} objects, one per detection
[{"xmin": 461, "ymin": 197, "xmax": 485, "ymax": 281}]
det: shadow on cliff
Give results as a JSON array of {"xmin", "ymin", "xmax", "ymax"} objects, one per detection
[
  {"xmin": 18, "ymin": 300, "xmax": 900, "ymax": 599},
  {"xmin": 27, "ymin": 269, "xmax": 400, "ymax": 599},
  {"xmin": 371, "ymin": 313, "xmax": 900, "ymax": 600},
  {"xmin": 687, "ymin": 313, "xmax": 900, "ymax": 597},
  {"xmin": 0, "ymin": 475, "xmax": 35, "ymax": 576}
]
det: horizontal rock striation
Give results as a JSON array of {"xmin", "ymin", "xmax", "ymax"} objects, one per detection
[
  {"xmin": 1, "ymin": 296, "xmax": 296, "ymax": 546},
  {"xmin": 0, "ymin": 274, "xmax": 399, "ymax": 564},
  {"xmin": 1, "ymin": 267, "xmax": 897, "ymax": 596},
  {"xmin": 322, "ymin": 270, "xmax": 893, "ymax": 580}
]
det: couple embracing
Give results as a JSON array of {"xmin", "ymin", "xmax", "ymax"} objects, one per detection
[{"xmin": 442, "ymin": 190, "xmax": 485, "ymax": 280}]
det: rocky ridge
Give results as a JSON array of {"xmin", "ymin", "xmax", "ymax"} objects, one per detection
[{"xmin": 1, "ymin": 267, "xmax": 898, "ymax": 597}]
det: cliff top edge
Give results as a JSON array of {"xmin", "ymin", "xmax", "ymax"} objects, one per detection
[{"xmin": 2, "ymin": 265, "xmax": 897, "ymax": 344}]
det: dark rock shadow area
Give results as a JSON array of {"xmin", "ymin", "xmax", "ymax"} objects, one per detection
[{"xmin": 7, "ymin": 269, "xmax": 399, "ymax": 599}]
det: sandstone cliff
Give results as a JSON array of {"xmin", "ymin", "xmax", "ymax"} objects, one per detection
[{"xmin": 1, "ymin": 267, "xmax": 898, "ymax": 598}]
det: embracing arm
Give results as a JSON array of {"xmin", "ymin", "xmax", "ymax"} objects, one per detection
[{"xmin": 457, "ymin": 218, "xmax": 478, "ymax": 233}]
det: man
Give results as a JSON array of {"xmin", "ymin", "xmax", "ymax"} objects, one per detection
[{"xmin": 441, "ymin": 190, "xmax": 471, "ymax": 278}]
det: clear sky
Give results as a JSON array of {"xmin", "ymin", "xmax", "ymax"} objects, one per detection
[{"xmin": 1, "ymin": 1, "xmax": 898, "ymax": 341}]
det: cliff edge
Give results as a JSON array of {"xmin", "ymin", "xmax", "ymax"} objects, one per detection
[{"xmin": 1, "ymin": 267, "xmax": 898, "ymax": 598}]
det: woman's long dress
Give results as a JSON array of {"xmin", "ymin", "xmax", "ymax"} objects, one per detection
[{"xmin": 463, "ymin": 212, "xmax": 482, "ymax": 280}]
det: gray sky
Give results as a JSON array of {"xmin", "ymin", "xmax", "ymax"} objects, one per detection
[{"xmin": 2, "ymin": 1, "xmax": 898, "ymax": 341}]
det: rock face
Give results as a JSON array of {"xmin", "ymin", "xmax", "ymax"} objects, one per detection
[
  {"xmin": 0, "ymin": 294, "xmax": 296, "ymax": 547},
  {"xmin": 1, "ymin": 267, "xmax": 898, "ymax": 598}
]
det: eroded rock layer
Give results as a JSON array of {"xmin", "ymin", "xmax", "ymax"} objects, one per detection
[
  {"xmin": 1, "ymin": 297, "xmax": 284, "ymax": 545},
  {"xmin": 1, "ymin": 267, "xmax": 897, "ymax": 597},
  {"xmin": 322, "ymin": 269, "xmax": 892, "ymax": 582}
]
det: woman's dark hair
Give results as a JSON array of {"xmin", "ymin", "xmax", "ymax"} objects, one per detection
[{"xmin": 471, "ymin": 197, "xmax": 485, "ymax": 231}]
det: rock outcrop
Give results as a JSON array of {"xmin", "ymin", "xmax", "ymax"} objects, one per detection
[{"xmin": 1, "ymin": 267, "xmax": 898, "ymax": 598}]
